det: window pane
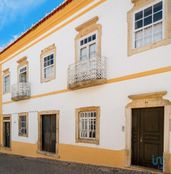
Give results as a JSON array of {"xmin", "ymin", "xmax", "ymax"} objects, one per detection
[
  {"xmin": 153, "ymin": 11, "xmax": 162, "ymax": 22},
  {"xmin": 144, "ymin": 16, "xmax": 152, "ymax": 26},
  {"xmin": 135, "ymin": 20, "xmax": 143, "ymax": 29},
  {"xmin": 153, "ymin": 1, "xmax": 162, "ymax": 13},
  {"xmin": 89, "ymin": 43, "xmax": 96, "ymax": 59},
  {"xmin": 144, "ymin": 26, "xmax": 152, "ymax": 45},
  {"xmin": 92, "ymin": 34, "xmax": 96, "ymax": 41},
  {"xmin": 80, "ymin": 47, "xmax": 87, "ymax": 60},
  {"xmin": 135, "ymin": 30, "xmax": 143, "ymax": 48},
  {"xmin": 153, "ymin": 22, "xmax": 162, "ymax": 42},
  {"xmin": 135, "ymin": 11, "xmax": 143, "ymax": 21},
  {"xmin": 44, "ymin": 66, "xmax": 54, "ymax": 79},
  {"xmin": 144, "ymin": 6, "xmax": 152, "ymax": 17}
]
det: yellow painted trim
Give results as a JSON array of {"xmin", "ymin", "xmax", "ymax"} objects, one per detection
[
  {"xmin": 0, "ymin": 0, "xmax": 107, "ymax": 65},
  {"xmin": 0, "ymin": 141, "xmax": 171, "ymax": 172},
  {"xmin": 2, "ymin": 66, "xmax": 171, "ymax": 105}
]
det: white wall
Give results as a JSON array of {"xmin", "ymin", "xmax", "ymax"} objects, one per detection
[{"xmin": 1, "ymin": 0, "xmax": 171, "ymax": 151}]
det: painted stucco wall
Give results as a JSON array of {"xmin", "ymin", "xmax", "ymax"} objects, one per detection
[{"xmin": 1, "ymin": 0, "xmax": 171, "ymax": 154}]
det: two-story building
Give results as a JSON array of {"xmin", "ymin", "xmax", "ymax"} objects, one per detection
[{"xmin": 0, "ymin": 0, "xmax": 171, "ymax": 173}]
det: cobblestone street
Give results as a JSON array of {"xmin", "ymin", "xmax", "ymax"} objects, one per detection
[{"xmin": 0, "ymin": 153, "xmax": 153, "ymax": 174}]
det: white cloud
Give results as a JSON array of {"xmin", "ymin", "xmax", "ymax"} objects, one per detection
[{"xmin": 0, "ymin": 0, "xmax": 46, "ymax": 29}]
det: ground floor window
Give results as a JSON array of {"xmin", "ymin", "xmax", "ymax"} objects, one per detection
[
  {"xmin": 76, "ymin": 106, "xmax": 100, "ymax": 144},
  {"xmin": 18, "ymin": 113, "xmax": 28, "ymax": 137}
]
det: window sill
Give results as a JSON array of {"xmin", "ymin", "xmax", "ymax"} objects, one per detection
[
  {"xmin": 76, "ymin": 138, "xmax": 99, "ymax": 145},
  {"xmin": 129, "ymin": 38, "xmax": 171, "ymax": 56}
]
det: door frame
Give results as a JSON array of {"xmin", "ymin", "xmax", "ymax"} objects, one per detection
[
  {"xmin": 37, "ymin": 110, "xmax": 59, "ymax": 158},
  {"xmin": 2, "ymin": 115, "xmax": 11, "ymax": 150},
  {"xmin": 125, "ymin": 91, "xmax": 171, "ymax": 173}
]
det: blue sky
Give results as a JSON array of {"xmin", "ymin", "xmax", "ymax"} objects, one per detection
[{"xmin": 0, "ymin": 0, "xmax": 64, "ymax": 51}]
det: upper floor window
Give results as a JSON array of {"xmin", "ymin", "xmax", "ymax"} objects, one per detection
[
  {"xmin": 128, "ymin": 0, "xmax": 171, "ymax": 56},
  {"xmin": 43, "ymin": 54, "xmax": 55, "ymax": 79},
  {"xmin": 18, "ymin": 66, "xmax": 27, "ymax": 83},
  {"xmin": 3, "ymin": 74, "xmax": 10, "ymax": 94},
  {"xmin": 75, "ymin": 16, "xmax": 101, "ymax": 62},
  {"xmin": 134, "ymin": 1, "xmax": 163, "ymax": 48},
  {"xmin": 79, "ymin": 33, "xmax": 97, "ymax": 61},
  {"xmin": 40, "ymin": 44, "xmax": 56, "ymax": 83}
]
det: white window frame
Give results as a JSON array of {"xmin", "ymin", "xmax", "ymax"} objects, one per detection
[
  {"xmin": 18, "ymin": 113, "xmax": 28, "ymax": 137},
  {"xmin": 79, "ymin": 111, "xmax": 97, "ymax": 140},
  {"xmin": 78, "ymin": 31, "xmax": 98, "ymax": 61},
  {"xmin": 133, "ymin": 0, "xmax": 164, "ymax": 49},
  {"xmin": 3, "ymin": 74, "xmax": 10, "ymax": 94},
  {"xmin": 18, "ymin": 65, "xmax": 27, "ymax": 83},
  {"xmin": 42, "ymin": 53, "xmax": 55, "ymax": 81}
]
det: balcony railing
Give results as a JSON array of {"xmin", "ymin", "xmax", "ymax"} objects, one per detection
[
  {"xmin": 68, "ymin": 57, "xmax": 107, "ymax": 89},
  {"xmin": 11, "ymin": 82, "xmax": 31, "ymax": 101}
]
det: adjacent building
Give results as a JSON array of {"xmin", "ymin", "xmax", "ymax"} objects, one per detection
[{"xmin": 0, "ymin": 0, "xmax": 171, "ymax": 173}]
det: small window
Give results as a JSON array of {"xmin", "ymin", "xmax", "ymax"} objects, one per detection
[
  {"xmin": 134, "ymin": 1, "xmax": 163, "ymax": 48},
  {"xmin": 3, "ymin": 74, "xmax": 10, "ymax": 94},
  {"xmin": 76, "ymin": 106, "xmax": 100, "ymax": 144},
  {"xmin": 18, "ymin": 114, "xmax": 28, "ymax": 137},
  {"xmin": 79, "ymin": 32, "xmax": 97, "ymax": 61},
  {"xmin": 43, "ymin": 54, "xmax": 55, "ymax": 80},
  {"xmin": 18, "ymin": 66, "xmax": 27, "ymax": 83}
]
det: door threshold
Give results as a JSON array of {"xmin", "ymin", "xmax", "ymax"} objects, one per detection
[{"xmin": 126, "ymin": 165, "xmax": 163, "ymax": 174}]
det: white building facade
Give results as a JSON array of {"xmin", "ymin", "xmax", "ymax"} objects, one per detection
[{"xmin": 0, "ymin": 0, "xmax": 171, "ymax": 173}]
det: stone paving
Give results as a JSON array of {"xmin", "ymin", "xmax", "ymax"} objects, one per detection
[{"xmin": 0, "ymin": 153, "xmax": 152, "ymax": 174}]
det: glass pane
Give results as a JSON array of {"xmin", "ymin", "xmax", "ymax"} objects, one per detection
[
  {"xmin": 144, "ymin": 16, "xmax": 152, "ymax": 26},
  {"xmin": 135, "ymin": 30, "xmax": 143, "ymax": 40},
  {"xmin": 144, "ymin": 26, "xmax": 152, "ymax": 45},
  {"xmin": 80, "ymin": 40, "xmax": 84, "ymax": 46},
  {"xmin": 135, "ymin": 11, "xmax": 143, "ymax": 21},
  {"xmin": 153, "ymin": 11, "xmax": 162, "ymax": 22},
  {"xmin": 92, "ymin": 34, "xmax": 96, "ymax": 41},
  {"xmin": 153, "ymin": 1, "xmax": 162, "ymax": 13},
  {"xmin": 135, "ymin": 20, "xmax": 143, "ymax": 29},
  {"xmin": 80, "ymin": 47, "xmax": 87, "ymax": 60},
  {"xmin": 84, "ymin": 38, "xmax": 88, "ymax": 44},
  {"xmin": 153, "ymin": 22, "xmax": 162, "ymax": 42},
  {"xmin": 144, "ymin": 6, "xmax": 152, "ymax": 17},
  {"xmin": 19, "ymin": 72, "xmax": 27, "ymax": 82},
  {"xmin": 44, "ymin": 66, "xmax": 53, "ymax": 79},
  {"xmin": 89, "ymin": 43, "xmax": 96, "ymax": 59}
]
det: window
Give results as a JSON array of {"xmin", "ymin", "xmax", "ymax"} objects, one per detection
[
  {"xmin": 76, "ymin": 106, "xmax": 100, "ymax": 144},
  {"xmin": 18, "ymin": 66, "xmax": 27, "ymax": 83},
  {"xmin": 134, "ymin": 1, "xmax": 163, "ymax": 48},
  {"xmin": 128, "ymin": 0, "xmax": 171, "ymax": 56},
  {"xmin": 18, "ymin": 113, "xmax": 28, "ymax": 137},
  {"xmin": 43, "ymin": 54, "xmax": 55, "ymax": 80},
  {"xmin": 3, "ymin": 74, "xmax": 10, "ymax": 94},
  {"xmin": 40, "ymin": 44, "xmax": 56, "ymax": 82},
  {"xmin": 79, "ymin": 33, "xmax": 97, "ymax": 60}
]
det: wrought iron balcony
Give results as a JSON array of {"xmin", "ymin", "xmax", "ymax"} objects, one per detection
[
  {"xmin": 68, "ymin": 57, "xmax": 107, "ymax": 89},
  {"xmin": 11, "ymin": 82, "xmax": 31, "ymax": 101}
]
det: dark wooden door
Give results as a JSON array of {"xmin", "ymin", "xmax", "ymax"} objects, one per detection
[
  {"xmin": 42, "ymin": 114, "xmax": 56, "ymax": 153},
  {"xmin": 3, "ymin": 122, "xmax": 11, "ymax": 148},
  {"xmin": 131, "ymin": 107, "xmax": 164, "ymax": 169}
]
